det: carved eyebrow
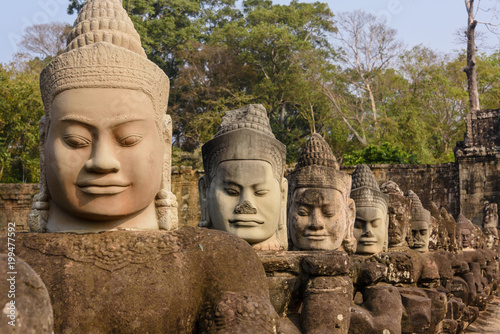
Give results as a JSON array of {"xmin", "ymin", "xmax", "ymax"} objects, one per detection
[
  {"xmin": 221, "ymin": 180, "xmax": 242, "ymax": 188},
  {"xmin": 59, "ymin": 115, "xmax": 94, "ymax": 124},
  {"xmin": 59, "ymin": 115, "xmax": 146, "ymax": 127}
]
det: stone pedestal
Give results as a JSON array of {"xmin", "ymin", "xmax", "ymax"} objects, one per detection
[
  {"xmin": 258, "ymin": 251, "xmax": 351, "ymax": 333},
  {"xmin": 4, "ymin": 227, "xmax": 279, "ymax": 333}
]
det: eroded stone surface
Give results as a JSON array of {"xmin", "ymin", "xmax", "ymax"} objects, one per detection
[
  {"xmin": 381, "ymin": 180, "xmax": 412, "ymax": 250},
  {"xmin": 7, "ymin": 228, "xmax": 279, "ymax": 333},
  {"xmin": 0, "ymin": 255, "xmax": 53, "ymax": 333}
]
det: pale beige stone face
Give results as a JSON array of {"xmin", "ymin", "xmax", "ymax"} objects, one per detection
[
  {"xmin": 354, "ymin": 206, "xmax": 387, "ymax": 254},
  {"xmin": 289, "ymin": 188, "xmax": 351, "ymax": 251},
  {"xmin": 207, "ymin": 160, "xmax": 282, "ymax": 244},
  {"xmin": 411, "ymin": 220, "xmax": 430, "ymax": 253},
  {"xmin": 45, "ymin": 88, "xmax": 163, "ymax": 231},
  {"xmin": 460, "ymin": 228, "xmax": 472, "ymax": 248}
]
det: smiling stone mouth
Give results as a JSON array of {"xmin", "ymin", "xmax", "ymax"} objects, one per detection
[
  {"xmin": 78, "ymin": 185, "xmax": 129, "ymax": 195},
  {"xmin": 228, "ymin": 219, "xmax": 264, "ymax": 226},
  {"xmin": 359, "ymin": 239, "xmax": 377, "ymax": 245},
  {"xmin": 305, "ymin": 235, "xmax": 329, "ymax": 240}
]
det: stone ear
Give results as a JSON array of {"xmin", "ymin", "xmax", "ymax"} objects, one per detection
[
  {"xmin": 280, "ymin": 178, "xmax": 288, "ymax": 206},
  {"xmin": 161, "ymin": 114, "xmax": 172, "ymax": 140},
  {"xmin": 383, "ymin": 212, "xmax": 389, "ymax": 252},
  {"xmin": 198, "ymin": 175, "xmax": 211, "ymax": 227},
  {"xmin": 160, "ymin": 114, "xmax": 172, "ymax": 190},
  {"xmin": 347, "ymin": 197, "xmax": 356, "ymax": 226},
  {"xmin": 29, "ymin": 115, "xmax": 50, "ymax": 233},
  {"xmin": 276, "ymin": 177, "xmax": 288, "ymax": 250},
  {"xmin": 342, "ymin": 198, "xmax": 357, "ymax": 254}
]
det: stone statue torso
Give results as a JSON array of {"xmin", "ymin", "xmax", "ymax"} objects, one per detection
[{"xmin": 7, "ymin": 227, "xmax": 278, "ymax": 333}]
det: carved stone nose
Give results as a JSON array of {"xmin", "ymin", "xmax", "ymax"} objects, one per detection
[
  {"xmin": 234, "ymin": 200, "xmax": 257, "ymax": 214},
  {"xmin": 362, "ymin": 229, "xmax": 375, "ymax": 238}
]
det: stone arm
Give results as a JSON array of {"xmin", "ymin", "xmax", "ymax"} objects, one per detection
[
  {"xmin": 195, "ymin": 230, "xmax": 280, "ymax": 333},
  {"xmin": 200, "ymin": 292, "xmax": 279, "ymax": 333}
]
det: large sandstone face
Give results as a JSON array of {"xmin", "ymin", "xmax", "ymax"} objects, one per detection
[
  {"xmin": 31, "ymin": 0, "xmax": 177, "ymax": 233},
  {"xmin": 199, "ymin": 104, "xmax": 288, "ymax": 250},
  {"xmin": 286, "ymin": 133, "xmax": 355, "ymax": 252},
  {"xmin": 351, "ymin": 165, "xmax": 389, "ymax": 255},
  {"xmin": 45, "ymin": 88, "xmax": 164, "ymax": 232}
]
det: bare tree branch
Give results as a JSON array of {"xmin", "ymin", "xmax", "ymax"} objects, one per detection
[{"xmin": 19, "ymin": 22, "xmax": 71, "ymax": 58}]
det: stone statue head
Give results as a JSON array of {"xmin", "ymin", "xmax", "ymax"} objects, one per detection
[
  {"xmin": 429, "ymin": 202, "xmax": 450, "ymax": 251},
  {"xmin": 483, "ymin": 202, "xmax": 498, "ymax": 230},
  {"xmin": 441, "ymin": 207, "xmax": 457, "ymax": 252},
  {"xmin": 408, "ymin": 191, "xmax": 431, "ymax": 253},
  {"xmin": 380, "ymin": 181, "xmax": 411, "ymax": 249},
  {"xmin": 29, "ymin": 0, "xmax": 178, "ymax": 233},
  {"xmin": 484, "ymin": 227, "xmax": 498, "ymax": 250},
  {"xmin": 456, "ymin": 214, "xmax": 474, "ymax": 250},
  {"xmin": 198, "ymin": 104, "xmax": 288, "ymax": 250},
  {"xmin": 286, "ymin": 134, "xmax": 356, "ymax": 252},
  {"xmin": 351, "ymin": 165, "xmax": 389, "ymax": 255}
]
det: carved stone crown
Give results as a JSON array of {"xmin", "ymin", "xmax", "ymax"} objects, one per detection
[
  {"xmin": 350, "ymin": 164, "xmax": 388, "ymax": 210},
  {"xmin": 40, "ymin": 0, "xmax": 169, "ymax": 123},
  {"xmin": 65, "ymin": 0, "xmax": 145, "ymax": 56},
  {"xmin": 287, "ymin": 134, "xmax": 350, "ymax": 196},
  {"xmin": 296, "ymin": 133, "xmax": 339, "ymax": 169},
  {"xmin": 407, "ymin": 190, "xmax": 430, "ymax": 222},
  {"xmin": 456, "ymin": 213, "xmax": 473, "ymax": 230},
  {"xmin": 202, "ymin": 104, "xmax": 286, "ymax": 182},
  {"xmin": 380, "ymin": 180, "xmax": 404, "ymax": 196}
]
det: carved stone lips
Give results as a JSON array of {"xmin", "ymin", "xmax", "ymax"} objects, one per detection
[
  {"xmin": 228, "ymin": 219, "xmax": 264, "ymax": 227},
  {"xmin": 359, "ymin": 238, "xmax": 377, "ymax": 245},
  {"xmin": 304, "ymin": 232, "xmax": 329, "ymax": 241},
  {"xmin": 77, "ymin": 181, "xmax": 130, "ymax": 195}
]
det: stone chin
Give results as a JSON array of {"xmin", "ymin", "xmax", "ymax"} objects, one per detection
[
  {"xmin": 356, "ymin": 243, "xmax": 382, "ymax": 254},
  {"xmin": 411, "ymin": 245, "xmax": 428, "ymax": 253}
]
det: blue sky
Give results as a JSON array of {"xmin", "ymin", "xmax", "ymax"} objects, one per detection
[{"xmin": 0, "ymin": 0, "xmax": 497, "ymax": 64}]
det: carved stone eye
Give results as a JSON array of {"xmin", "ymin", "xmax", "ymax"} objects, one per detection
[
  {"xmin": 254, "ymin": 189, "xmax": 269, "ymax": 196},
  {"xmin": 119, "ymin": 134, "xmax": 143, "ymax": 147},
  {"xmin": 64, "ymin": 135, "xmax": 91, "ymax": 148},
  {"xmin": 224, "ymin": 188, "xmax": 239, "ymax": 196}
]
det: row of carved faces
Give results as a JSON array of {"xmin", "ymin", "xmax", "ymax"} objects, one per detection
[
  {"xmin": 43, "ymin": 87, "xmax": 431, "ymax": 254},
  {"xmin": 202, "ymin": 161, "xmax": 436, "ymax": 254},
  {"xmin": 202, "ymin": 160, "xmax": 409, "ymax": 254},
  {"xmin": 44, "ymin": 90, "xmax": 428, "ymax": 253}
]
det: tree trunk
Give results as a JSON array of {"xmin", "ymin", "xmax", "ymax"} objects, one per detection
[{"xmin": 464, "ymin": 0, "xmax": 481, "ymax": 111}]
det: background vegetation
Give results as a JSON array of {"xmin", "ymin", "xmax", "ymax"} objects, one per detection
[{"xmin": 1, "ymin": 0, "xmax": 499, "ymax": 182}]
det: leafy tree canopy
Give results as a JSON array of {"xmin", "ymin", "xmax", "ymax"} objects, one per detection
[{"xmin": 343, "ymin": 142, "xmax": 419, "ymax": 166}]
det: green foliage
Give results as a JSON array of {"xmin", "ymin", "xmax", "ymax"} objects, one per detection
[
  {"xmin": 0, "ymin": 58, "xmax": 46, "ymax": 183},
  {"xmin": 343, "ymin": 143, "xmax": 419, "ymax": 165},
  {"xmin": 171, "ymin": 146, "xmax": 203, "ymax": 169}
]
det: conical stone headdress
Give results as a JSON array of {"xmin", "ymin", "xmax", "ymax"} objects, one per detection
[
  {"xmin": 287, "ymin": 133, "xmax": 350, "ymax": 195},
  {"xmin": 407, "ymin": 190, "xmax": 430, "ymax": 223},
  {"xmin": 350, "ymin": 164, "xmax": 388, "ymax": 210},
  {"xmin": 40, "ymin": 0, "xmax": 169, "ymax": 123},
  {"xmin": 202, "ymin": 104, "xmax": 286, "ymax": 182},
  {"xmin": 456, "ymin": 213, "xmax": 473, "ymax": 230}
]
